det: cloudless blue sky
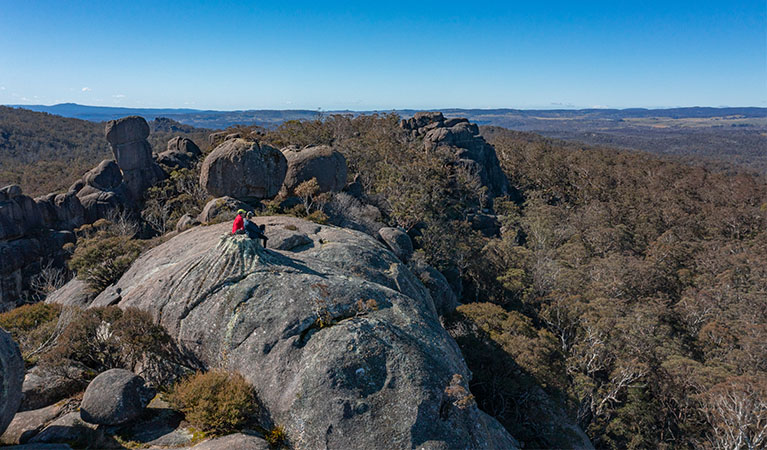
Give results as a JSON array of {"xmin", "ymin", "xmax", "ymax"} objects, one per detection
[{"xmin": 0, "ymin": 0, "xmax": 764, "ymax": 110}]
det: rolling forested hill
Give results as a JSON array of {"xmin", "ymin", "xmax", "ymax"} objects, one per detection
[
  {"xmin": 0, "ymin": 106, "xmax": 211, "ymax": 196},
  {"xmin": 12, "ymin": 104, "xmax": 767, "ymax": 173}
]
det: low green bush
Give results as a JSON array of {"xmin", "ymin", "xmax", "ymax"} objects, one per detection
[
  {"xmin": 0, "ymin": 303, "xmax": 62, "ymax": 365},
  {"xmin": 40, "ymin": 306, "xmax": 175, "ymax": 383},
  {"xmin": 68, "ymin": 233, "xmax": 144, "ymax": 292},
  {"xmin": 169, "ymin": 370, "xmax": 257, "ymax": 435}
]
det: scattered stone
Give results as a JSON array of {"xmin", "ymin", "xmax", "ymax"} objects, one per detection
[
  {"xmin": 281, "ymin": 145, "xmax": 348, "ymax": 194},
  {"xmin": 79, "ymin": 369, "xmax": 155, "ymax": 426},
  {"xmin": 378, "ymin": 227, "xmax": 414, "ymax": 262},
  {"xmin": 200, "ymin": 139, "xmax": 287, "ymax": 200},
  {"xmin": 0, "ymin": 328, "xmax": 24, "ymax": 436}
]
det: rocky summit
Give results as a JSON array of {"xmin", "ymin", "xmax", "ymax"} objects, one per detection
[{"xmin": 85, "ymin": 217, "xmax": 519, "ymax": 449}]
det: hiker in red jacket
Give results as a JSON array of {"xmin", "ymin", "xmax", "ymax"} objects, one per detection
[{"xmin": 232, "ymin": 209, "xmax": 246, "ymax": 234}]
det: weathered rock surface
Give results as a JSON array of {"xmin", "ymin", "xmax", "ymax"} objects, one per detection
[
  {"xmin": 1, "ymin": 328, "xmax": 24, "ymax": 436},
  {"xmin": 200, "ymin": 139, "xmax": 287, "ymax": 200},
  {"xmin": 167, "ymin": 136, "xmax": 202, "ymax": 157},
  {"xmin": 0, "ymin": 227, "xmax": 75, "ymax": 312},
  {"xmin": 175, "ymin": 213, "xmax": 200, "ymax": 232},
  {"xmin": 281, "ymin": 145, "xmax": 348, "ymax": 194},
  {"xmin": 409, "ymin": 257, "xmax": 460, "ymax": 316},
  {"xmin": 45, "ymin": 278, "xmax": 95, "ymax": 309},
  {"xmin": 75, "ymin": 160, "xmax": 129, "ymax": 223},
  {"xmin": 105, "ymin": 116, "xmax": 164, "ymax": 201},
  {"xmin": 197, "ymin": 196, "xmax": 249, "ymax": 224},
  {"xmin": 157, "ymin": 136, "xmax": 203, "ymax": 169},
  {"xmin": 28, "ymin": 412, "xmax": 95, "ymax": 446},
  {"xmin": 378, "ymin": 227, "xmax": 414, "ymax": 262},
  {"xmin": 401, "ymin": 113, "xmax": 516, "ymax": 202},
  {"xmin": 4, "ymin": 443, "xmax": 72, "ymax": 449},
  {"xmin": 0, "ymin": 403, "xmax": 65, "ymax": 445},
  {"xmin": 19, "ymin": 366, "xmax": 85, "ymax": 412},
  {"xmin": 90, "ymin": 217, "xmax": 519, "ymax": 449},
  {"xmin": 190, "ymin": 433, "xmax": 270, "ymax": 450},
  {"xmin": 79, "ymin": 369, "xmax": 155, "ymax": 425}
]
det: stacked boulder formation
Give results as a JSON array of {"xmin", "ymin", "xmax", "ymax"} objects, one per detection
[
  {"xmin": 0, "ymin": 185, "xmax": 78, "ymax": 311},
  {"xmin": 156, "ymin": 136, "xmax": 202, "ymax": 169},
  {"xmin": 105, "ymin": 116, "xmax": 165, "ymax": 201},
  {"xmin": 401, "ymin": 112, "xmax": 516, "ymax": 202},
  {"xmin": 0, "ymin": 116, "xmax": 197, "ymax": 310}
]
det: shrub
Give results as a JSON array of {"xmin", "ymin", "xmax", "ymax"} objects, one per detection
[
  {"xmin": 68, "ymin": 233, "xmax": 144, "ymax": 292},
  {"xmin": 0, "ymin": 303, "xmax": 62, "ymax": 364},
  {"xmin": 265, "ymin": 425, "xmax": 288, "ymax": 448},
  {"xmin": 40, "ymin": 306, "xmax": 177, "ymax": 384},
  {"xmin": 169, "ymin": 370, "xmax": 256, "ymax": 435}
]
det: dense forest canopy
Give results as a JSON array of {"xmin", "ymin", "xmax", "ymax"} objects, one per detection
[{"xmin": 255, "ymin": 114, "xmax": 767, "ymax": 449}]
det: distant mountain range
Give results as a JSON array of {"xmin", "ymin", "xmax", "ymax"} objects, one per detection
[
  {"xmin": 7, "ymin": 103, "xmax": 767, "ymax": 129},
  {"xmin": 5, "ymin": 103, "xmax": 766, "ymax": 174}
]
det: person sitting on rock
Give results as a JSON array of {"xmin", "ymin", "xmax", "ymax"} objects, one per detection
[
  {"xmin": 244, "ymin": 211, "xmax": 268, "ymax": 247},
  {"xmin": 232, "ymin": 209, "xmax": 246, "ymax": 234}
]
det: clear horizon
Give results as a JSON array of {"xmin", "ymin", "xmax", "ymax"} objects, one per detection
[{"xmin": 1, "ymin": 1, "xmax": 765, "ymax": 110}]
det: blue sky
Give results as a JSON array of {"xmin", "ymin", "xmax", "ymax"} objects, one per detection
[{"xmin": 0, "ymin": 1, "xmax": 764, "ymax": 110}]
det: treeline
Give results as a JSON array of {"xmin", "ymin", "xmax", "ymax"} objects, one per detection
[
  {"xmin": 255, "ymin": 115, "xmax": 766, "ymax": 449},
  {"xmin": 0, "ymin": 106, "xmax": 210, "ymax": 196}
]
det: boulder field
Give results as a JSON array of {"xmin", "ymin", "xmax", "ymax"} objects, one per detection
[{"xmin": 82, "ymin": 217, "xmax": 519, "ymax": 449}]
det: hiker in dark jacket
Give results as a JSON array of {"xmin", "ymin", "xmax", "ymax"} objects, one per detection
[{"xmin": 244, "ymin": 212, "xmax": 268, "ymax": 248}]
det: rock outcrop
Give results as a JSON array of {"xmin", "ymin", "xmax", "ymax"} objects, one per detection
[
  {"xmin": 45, "ymin": 279, "xmax": 95, "ymax": 309},
  {"xmin": 200, "ymin": 139, "xmax": 287, "ymax": 200},
  {"xmin": 75, "ymin": 160, "xmax": 129, "ymax": 223},
  {"xmin": 377, "ymin": 227, "xmax": 414, "ymax": 263},
  {"xmin": 80, "ymin": 369, "xmax": 155, "ymax": 425},
  {"xmin": 409, "ymin": 257, "xmax": 460, "ymax": 316},
  {"xmin": 0, "ymin": 402, "xmax": 65, "ymax": 445},
  {"xmin": 87, "ymin": 217, "xmax": 519, "ymax": 449},
  {"xmin": 281, "ymin": 145, "xmax": 348, "ymax": 194},
  {"xmin": 0, "ymin": 116, "xmax": 175, "ymax": 307},
  {"xmin": 20, "ymin": 366, "xmax": 85, "ymax": 412},
  {"xmin": 105, "ymin": 116, "xmax": 164, "ymax": 201},
  {"xmin": 1, "ymin": 328, "xmax": 24, "ymax": 436},
  {"xmin": 401, "ymin": 112, "xmax": 516, "ymax": 202},
  {"xmin": 157, "ymin": 136, "xmax": 202, "ymax": 169}
]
